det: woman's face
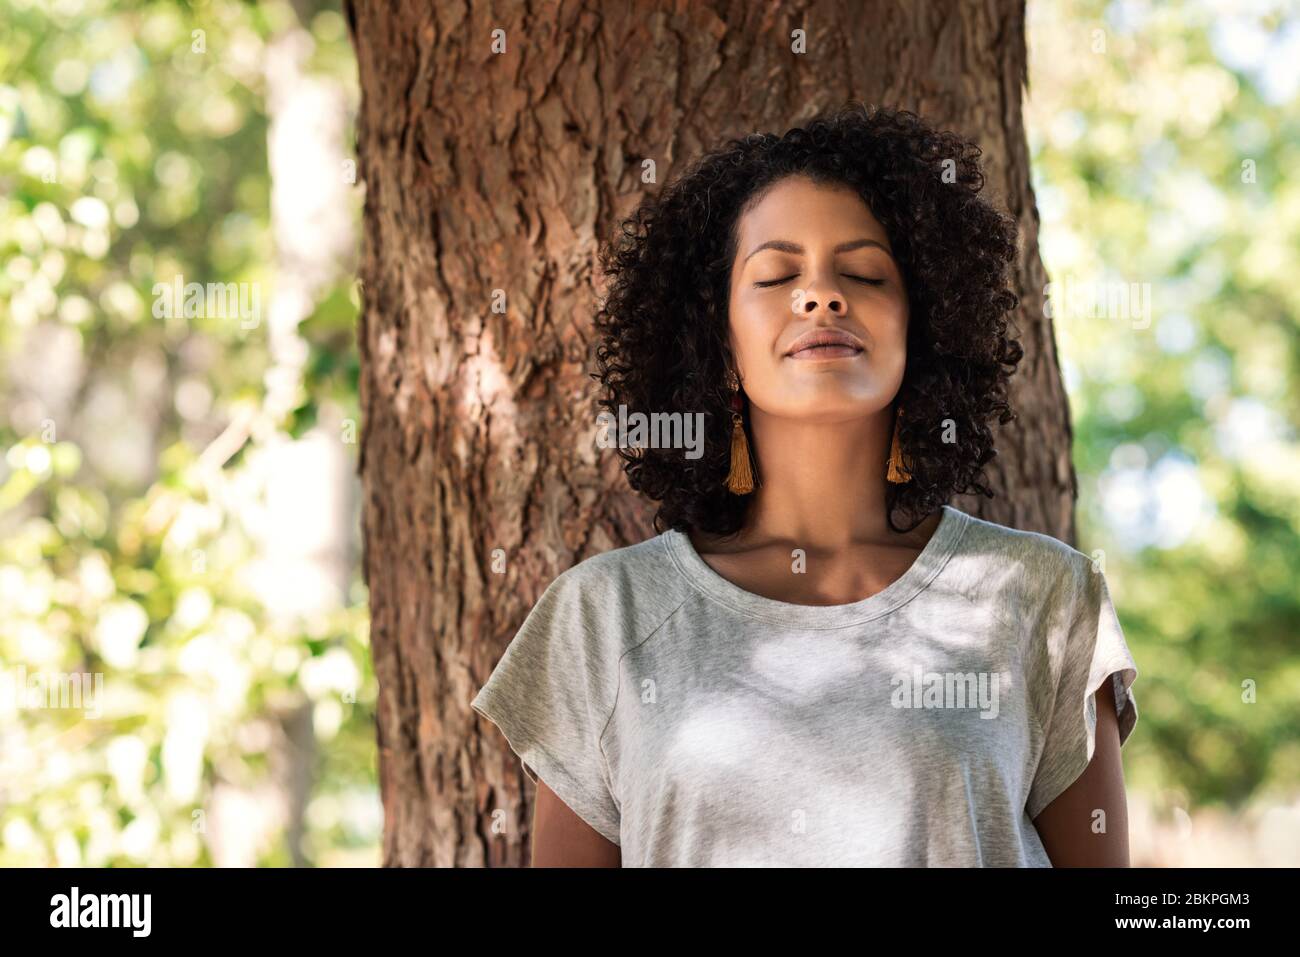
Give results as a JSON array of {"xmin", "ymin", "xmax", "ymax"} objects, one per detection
[{"xmin": 726, "ymin": 174, "xmax": 909, "ymax": 423}]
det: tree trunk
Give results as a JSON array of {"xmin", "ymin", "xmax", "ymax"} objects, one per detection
[{"xmin": 344, "ymin": 0, "xmax": 1072, "ymax": 867}]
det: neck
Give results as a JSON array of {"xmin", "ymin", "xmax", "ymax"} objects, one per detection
[{"xmin": 736, "ymin": 405, "xmax": 903, "ymax": 550}]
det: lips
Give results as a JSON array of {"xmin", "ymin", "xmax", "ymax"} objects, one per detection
[{"xmin": 784, "ymin": 328, "xmax": 865, "ymax": 358}]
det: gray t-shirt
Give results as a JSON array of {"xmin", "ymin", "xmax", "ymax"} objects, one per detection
[{"xmin": 470, "ymin": 504, "xmax": 1139, "ymax": 866}]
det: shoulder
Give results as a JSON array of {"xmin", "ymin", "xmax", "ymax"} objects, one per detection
[
  {"xmin": 532, "ymin": 532, "xmax": 695, "ymax": 648},
  {"xmin": 547, "ymin": 533, "xmax": 683, "ymax": 602},
  {"xmin": 554, "ymin": 533, "xmax": 675, "ymax": 586},
  {"xmin": 943, "ymin": 508, "xmax": 1101, "ymax": 627}
]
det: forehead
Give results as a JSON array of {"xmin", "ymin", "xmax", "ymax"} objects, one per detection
[{"xmin": 735, "ymin": 175, "xmax": 888, "ymax": 250}]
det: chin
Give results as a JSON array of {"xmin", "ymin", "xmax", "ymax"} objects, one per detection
[{"xmin": 777, "ymin": 397, "xmax": 891, "ymax": 422}]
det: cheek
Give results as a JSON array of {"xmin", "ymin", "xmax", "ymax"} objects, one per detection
[
  {"xmin": 877, "ymin": 286, "xmax": 909, "ymax": 325},
  {"xmin": 869, "ymin": 293, "xmax": 909, "ymax": 348},
  {"xmin": 728, "ymin": 293, "xmax": 786, "ymax": 360},
  {"xmin": 734, "ymin": 285, "xmax": 788, "ymax": 323}
]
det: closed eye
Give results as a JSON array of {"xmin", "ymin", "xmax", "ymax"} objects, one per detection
[{"xmin": 754, "ymin": 274, "xmax": 885, "ymax": 288}]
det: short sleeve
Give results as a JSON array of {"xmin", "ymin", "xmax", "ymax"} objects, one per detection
[
  {"xmin": 1026, "ymin": 562, "xmax": 1139, "ymax": 820},
  {"xmin": 470, "ymin": 569, "xmax": 622, "ymax": 846}
]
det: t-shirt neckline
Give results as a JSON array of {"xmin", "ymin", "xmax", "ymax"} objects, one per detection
[{"xmin": 661, "ymin": 504, "xmax": 970, "ymax": 629}]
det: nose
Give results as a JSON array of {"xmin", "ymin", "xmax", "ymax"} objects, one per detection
[{"xmin": 798, "ymin": 287, "xmax": 845, "ymax": 315}]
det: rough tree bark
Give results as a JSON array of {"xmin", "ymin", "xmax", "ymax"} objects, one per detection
[{"xmin": 344, "ymin": 0, "xmax": 1074, "ymax": 866}]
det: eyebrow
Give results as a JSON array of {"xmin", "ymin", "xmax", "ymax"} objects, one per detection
[{"xmin": 743, "ymin": 238, "xmax": 893, "ymax": 263}]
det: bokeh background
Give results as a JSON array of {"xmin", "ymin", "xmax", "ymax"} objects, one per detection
[{"xmin": 1, "ymin": 0, "xmax": 1296, "ymax": 866}]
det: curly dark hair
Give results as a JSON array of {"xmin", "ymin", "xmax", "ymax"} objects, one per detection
[{"xmin": 591, "ymin": 103, "xmax": 1023, "ymax": 537}]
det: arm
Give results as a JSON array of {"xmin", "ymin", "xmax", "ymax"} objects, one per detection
[
  {"xmin": 1031, "ymin": 676, "xmax": 1131, "ymax": 866},
  {"xmin": 530, "ymin": 778, "xmax": 621, "ymax": 867}
]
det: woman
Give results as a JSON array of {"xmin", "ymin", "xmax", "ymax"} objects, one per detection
[{"xmin": 471, "ymin": 103, "xmax": 1139, "ymax": 867}]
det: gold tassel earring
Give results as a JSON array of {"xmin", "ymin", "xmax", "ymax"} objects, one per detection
[
  {"xmin": 724, "ymin": 370, "xmax": 756, "ymax": 494},
  {"xmin": 887, "ymin": 405, "xmax": 911, "ymax": 483}
]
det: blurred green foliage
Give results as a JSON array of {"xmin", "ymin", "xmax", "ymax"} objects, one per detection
[
  {"xmin": 1028, "ymin": 0, "xmax": 1300, "ymax": 807},
  {"xmin": 0, "ymin": 0, "xmax": 373, "ymax": 866}
]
